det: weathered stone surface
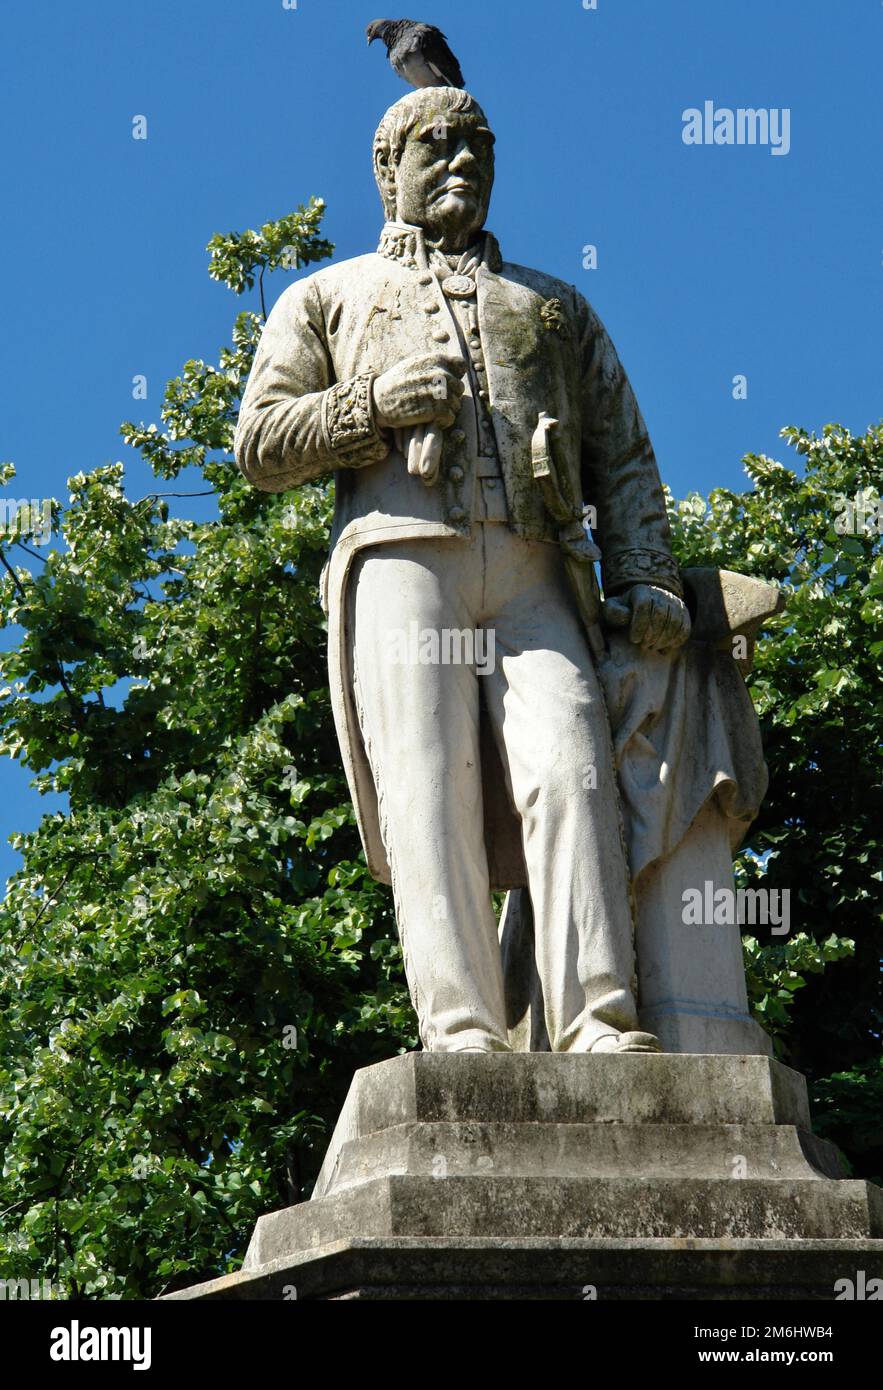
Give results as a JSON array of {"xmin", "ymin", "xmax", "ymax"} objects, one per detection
[
  {"xmin": 167, "ymin": 1237, "xmax": 883, "ymax": 1302},
  {"xmin": 313, "ymin": 1054, "xmax": 811, "ymax": 1203},
  {"xmin": 309, "ymin": 1121, "xmax": 843, "ymax": 1196},
  {"xmin": 502, "ymin": 862, "xmax": 776, "ymax": 1059},
  {"xmin": 247, "ymin": 1174, "xmax": 881, "ymax": 1263},
  {"xmin": 684, "ymin": 568, "xmax": 786, "ymax": 647},
  {"xmin": 166, "ymin": 1054, "xmax": 883, "ymax": 1300}
]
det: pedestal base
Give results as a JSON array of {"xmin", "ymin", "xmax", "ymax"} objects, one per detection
[{"xmin": 167, "ymin": 1054, "xmax": 883, "ymax": 1301}]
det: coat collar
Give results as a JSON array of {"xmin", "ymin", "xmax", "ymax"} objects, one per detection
[{"xmin": 377, "ymin": 221, "xmax": 503, "ymax": 274}]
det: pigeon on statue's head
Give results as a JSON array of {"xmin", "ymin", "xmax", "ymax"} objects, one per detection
[{"xmin": 366, "ymin": 19, "xmax": 465, "ymax": 89}]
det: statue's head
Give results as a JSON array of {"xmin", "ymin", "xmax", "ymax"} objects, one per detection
[{"xmin": 373, "ymin": 88, "xmax": 495, "ymax": 248}]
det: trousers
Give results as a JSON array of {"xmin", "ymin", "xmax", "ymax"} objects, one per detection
[{"xmin": 348, "ymin": 520, "xmax": 640, "ymax": 1052}]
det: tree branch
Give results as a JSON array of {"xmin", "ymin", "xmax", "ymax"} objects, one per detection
[
  {"xmin": 258, "ymin": 264, "xmax": 268, "ymax": 322},
  {"xmin": 1, "ymin": 550, "xmax": 85, "ymax": 725},
  {"xmin": 14, "ymin": 541, "xmax": 48, "ymax": 563},
  {"xmin": 0, "ymin": 548, "xmax": 26, "ymax": 597}
]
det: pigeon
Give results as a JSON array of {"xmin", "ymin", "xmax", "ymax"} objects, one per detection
[{"xmin": 366, "ymin": 19, "xmax": 465, "ymax": 89}]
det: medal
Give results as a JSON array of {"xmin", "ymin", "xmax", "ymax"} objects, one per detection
[{"xmin": 442, "ymin": 274, "xmax": 476, "ymax": 300}]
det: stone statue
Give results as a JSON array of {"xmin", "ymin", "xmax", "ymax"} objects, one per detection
[
  {"xmin": 165, "ymin": 82, "xmax": 883, "ymax": 1306},
  {"xmin": 235, "ymin": 86, "xmax": 776, "ymax": 1059}
]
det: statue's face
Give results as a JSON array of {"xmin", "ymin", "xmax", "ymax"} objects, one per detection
[{"xmin": 392, "ymin": 114, "xmax": 495, "ymax": 246}]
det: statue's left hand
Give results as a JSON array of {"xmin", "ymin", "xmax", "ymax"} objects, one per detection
[{"xmin": 605, "ymin": 583, "xmax": 691, "ymax": 652}]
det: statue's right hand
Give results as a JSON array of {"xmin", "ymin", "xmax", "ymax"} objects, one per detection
[{"xmin": 372, "ymin": 354, "xmax": 467, "ymax": 432}]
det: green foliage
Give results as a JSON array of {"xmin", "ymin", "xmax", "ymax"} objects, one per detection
[
  {"xmin": 811, "ymin": 1058, "xmax": 883, "ymax": 1185},
  {"xmin": 741, "ymin": 932, "xmax": 855, "ymax": 1042},
  {"xmin": 669, "ymin": 422, "xmax": 883, "ymax": 1173},
  {"xmin": 206, "ymin": 199, "xmax": 334, "ymax": 308},
  {"xmin": 0, "ymin": 205, "xmax": 412, "ymax": 1299}
]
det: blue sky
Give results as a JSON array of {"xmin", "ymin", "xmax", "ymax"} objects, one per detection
[{"xmin": 0, "ymin": 0, "xmax": 880, "ymax": 880}]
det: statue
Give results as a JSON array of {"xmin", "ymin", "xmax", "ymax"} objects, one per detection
[
  {"xmin": 235, "ymin": 86, "xmax": 776, "ymax": 1059},
  {"xmin": 160, "ymin": 78, "xmax": 883, "ymax": 1306}
]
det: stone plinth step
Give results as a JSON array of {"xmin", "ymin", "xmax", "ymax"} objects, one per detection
[
  {"xmin": 320, "ymin": 1121, "xmax": 843, "ymax": 1195},
  {"xmin": 245, "ymin": 1175, "xmax": 882, "ymax": 1267},
  {"xmin": 166, "ymin": 1236, "xmax": 883, "ymax": 1302},
  {"xmin": 320, "ymin": 1055, "xmax": 808, "ymax": 1153},
  {"xmin": 313, "ymin": 1052, "xmax": 815, "ymax": 1201}
]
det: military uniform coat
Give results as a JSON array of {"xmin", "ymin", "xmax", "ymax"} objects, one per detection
[{"xmin": 235, "ymin": 222, "xmax": 683, "ymax": 887}]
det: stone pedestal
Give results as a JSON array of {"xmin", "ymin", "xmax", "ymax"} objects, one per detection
[{"xmin": 167, "ymin": 1054, "xmax": 883, "ymax": 1300}]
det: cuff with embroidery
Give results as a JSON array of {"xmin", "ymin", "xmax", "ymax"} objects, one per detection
[
  {"xmin": 603, "ymin": 548, "xmax": 684, "ymax": 600},
  {"xmin": 322, "ymin": 373, "xmax": 390, "ymax": 469}
]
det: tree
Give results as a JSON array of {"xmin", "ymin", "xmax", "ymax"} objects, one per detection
[{"xmin": 0, "ymin": 200, "xmax": 412, "ymax": 1299}]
